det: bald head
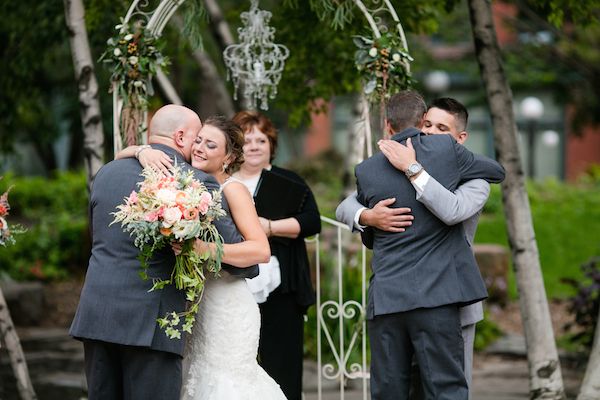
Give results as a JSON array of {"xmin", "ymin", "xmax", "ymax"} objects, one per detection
[{"xmin": 148, "ymin": 104, "xmax": 201, "ymax": 162}]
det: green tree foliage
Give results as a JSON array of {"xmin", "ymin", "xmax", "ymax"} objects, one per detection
[{"xmin": 0, "ymin": 1, "xmax": 74, "ymax": 169}]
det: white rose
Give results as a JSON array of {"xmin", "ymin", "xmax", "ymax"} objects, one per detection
[
  {"xmin": 172, "ymin": 221, "xmax": 195, "ymax": 240},
  {"xmin": 369, "ymin": 47, "xmax": 378, "ymax": 57},
  {"xmin": 162, "ymin": 207, "xmax": 183, "ymax": 228},
  {"xmin": 128, "ymin": 56, "xmax": 138, "ymax": 65},
  {"xmin": 113, "ymin": 48, "xmax": 122, "ymax": 57},
  {"xmin": 124, "ymin": 34, "xmax": 134, "ymax": 41},
  {"xmin": 156, "ymin": 188, "xmax": 177, "ymax": 205},
  {"xmin": 392, "ymin": 53, "xmax": 401, "ymax": 62}
]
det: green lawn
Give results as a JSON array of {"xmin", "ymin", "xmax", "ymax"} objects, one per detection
[{"xmin": 474, "ymin": 180, "xmax": 600, "ymax": 299}]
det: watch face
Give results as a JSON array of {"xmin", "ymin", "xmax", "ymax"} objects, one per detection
[{"xmin": 410, "ymin": 164, "xmax": 420, "ymax": 173}]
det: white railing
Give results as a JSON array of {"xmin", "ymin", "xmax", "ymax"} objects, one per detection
[{"xmin": 307, "ymin": 215, "xmax": 370, "ymax": 400}]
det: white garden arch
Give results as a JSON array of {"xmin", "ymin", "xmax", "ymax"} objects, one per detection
[{"xmin": 111, "ymin": 2, "xmax": 411, "ymax": 399}]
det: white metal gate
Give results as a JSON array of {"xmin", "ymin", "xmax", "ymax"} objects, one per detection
[{"xmin": 307, "ymin": 216, "xmax": 370, "ymax": 400}]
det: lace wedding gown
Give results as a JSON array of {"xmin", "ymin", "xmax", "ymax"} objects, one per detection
[{"xmin": 181, "ymin": 179, "xmax": 287, "ymax": 400}]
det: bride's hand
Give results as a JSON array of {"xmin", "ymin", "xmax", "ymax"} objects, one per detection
[
  {"xmin": 171, "ymin": 241, "xmax": 183, "ymax": 256},
  {"xmin": 193, "ymin": 239, "xmax": 215, "ymax": 258},
  {"xmin": 138, "ymin": 148, "xmax": 174, "ymax": 176}
]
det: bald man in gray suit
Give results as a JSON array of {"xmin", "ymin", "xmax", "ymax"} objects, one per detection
[{"xmin": 70, "ymin": 105, "xmax": 258, "ymax": 400}]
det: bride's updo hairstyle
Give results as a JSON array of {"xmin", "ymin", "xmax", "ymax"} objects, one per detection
[{"xmin": 203, "ymin": 116, "xmax": 245, "ymax": 174}]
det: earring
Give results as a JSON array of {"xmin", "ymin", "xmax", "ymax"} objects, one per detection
[{"xmin": 222, "ymin": 163, "xmax": 229, "ymax": 173}]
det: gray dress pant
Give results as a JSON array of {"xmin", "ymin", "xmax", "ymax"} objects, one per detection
[
  {"xmin": 83, "ymin": 339, "xmax": 182, "ymax": 400},
  {"xmin": 368, "ymin": 304, "xmax": 467, "ymax": 400}
]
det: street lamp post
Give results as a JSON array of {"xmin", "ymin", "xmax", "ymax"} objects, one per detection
[{"xmin": 520, "ymin": 96, "xmax": 544, "ymax": 179}]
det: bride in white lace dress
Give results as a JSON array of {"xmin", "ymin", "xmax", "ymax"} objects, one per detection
[{"xmin": 128, "ymin": 116, "xmax": 287, "ymax": 400}]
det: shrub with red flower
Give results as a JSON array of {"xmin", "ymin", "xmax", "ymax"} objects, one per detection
[{"xmin": 0, "ymin": 178, "xmax": 24, "ymax": 247}]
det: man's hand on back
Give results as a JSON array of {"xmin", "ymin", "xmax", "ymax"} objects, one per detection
[
  {"xmin": 378, "ymin": 137, "xmax": 417, "ymax": 173},
  {"xmin": 359, "ymin": 198, "xmax": 413, "ymax": 232}
]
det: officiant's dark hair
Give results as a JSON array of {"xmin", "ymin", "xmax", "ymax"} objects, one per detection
[
  {"xmin": 203, "ymin": 115, "xmax": 244, "ymax": 174},
  {"xmin": 233, "ymin": 111, "xmax": 278, "ymax": 162}
]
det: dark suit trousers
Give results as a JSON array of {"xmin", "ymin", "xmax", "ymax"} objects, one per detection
[
  {"xmin": 83, "ymin": 339, "xmax": 182, "ymax": 400},
  {"xmin": 368, "ymin": 305, "xmax": 467, "ymax": 400}
]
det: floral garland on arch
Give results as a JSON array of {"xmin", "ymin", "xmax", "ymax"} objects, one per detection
[
  {"xmin": 100, "ymin": 19, "xmax": 169, "ymax": 148},
  {"xmin": 354, "ymin": 31, "xmax": 414, "ymax": 105}
]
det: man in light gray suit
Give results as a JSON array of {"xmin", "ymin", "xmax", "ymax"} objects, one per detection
[
  {"xmin": 345, "ymin": 91, "xmax": 504, "ymax": 399},
  {"xmin": 70, "ymin": 104, "xmax": 258, "ymax": 399},
  {"xmin": 337, "ymin": 97, "xmax": 489, "ymax": 399}
]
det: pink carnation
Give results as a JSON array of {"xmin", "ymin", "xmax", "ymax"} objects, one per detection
[
  {"xmin": 144, "ymin": 211, "xmax": 159, "ymax": 222},
  {"xmin": 198, "ymin": 192, "xmax": 212, "ymax": 215},
  {"xmin": 183, "ymin": 208, "xmax": 199, "ymax": 221},
  {"xmin": 127, "ymin": 191, "xmax": 138, "ymax": 205}
]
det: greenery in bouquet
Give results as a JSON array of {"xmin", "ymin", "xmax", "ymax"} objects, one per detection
[
  {"xmin": 354, "ymin": 31, "xmax": 414, "ymax": 104},
  {"xmin": 99, "ymin": 18, "xmax": 169, "ymax": 148},
  {"xmin": 111, "ymin": 165, "xmax": 225, "ymax": 339},
  {"xmin": 0, "ymin": 178, "xmax": 25, "ymax": 247}
]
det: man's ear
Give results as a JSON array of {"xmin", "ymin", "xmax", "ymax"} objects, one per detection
[
  {"xmin": 457, "ymin": 130, "xmax": 468, "ymax": 145},
  {"xmin": 173, "ymin": 130, "xmax": 185, "ymax": 147},
  {"xmin": 417, "ymin": 114, "xmax": 426, "ymax": 129},
  {"xmin": 384, "ymin": 119, "xmax": 393, "ymax": 139}
]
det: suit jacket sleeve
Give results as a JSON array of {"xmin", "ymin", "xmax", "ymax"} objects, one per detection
[
  {"xmin": 417, "ymin": 178, "xmax": 490, "ymax": 225},
  {"xmin": 453, "ymin": 140, "xmax": 505, "ymax": 184},
  {"xmin": 335, "ymin": 190, "xmax": 365, "ymax": 231},
  {"xmin": 355, "ymin": 175, "xmax": 374, "ymax": 249}
]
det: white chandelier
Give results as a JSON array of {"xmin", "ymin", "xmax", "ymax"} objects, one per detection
[{"xmin": 223, "ymin": 0, "xmax": 289, "ymax": 110}]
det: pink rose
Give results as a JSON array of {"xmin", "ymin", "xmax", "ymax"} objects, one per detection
[
  {"xmin": 198, "ymin": 192, "xmax": 212, "ymax": 215},
  {"xmin": 162, "ymin": 207, "xmax": 183, "ymax": 227}
]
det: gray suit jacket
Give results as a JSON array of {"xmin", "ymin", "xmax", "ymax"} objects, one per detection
[
  {"xmin": 418, "ymin": 177, "xmax": 488, "ymax": 326},
  {"xmin": 336, "ymin": 177, "xmax": 489, "ymax": 325},
  {"xmin": 70, "ymin": 144, "xmax": 258, "ymax": 356},
  {"xmin": 354, "ymin": 128, "xmax": 504, "ymax": 318}
]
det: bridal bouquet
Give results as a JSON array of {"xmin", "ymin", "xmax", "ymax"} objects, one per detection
[{"xmin": 112, "ymin": 165, "xmax": 226, "ymax": 339}]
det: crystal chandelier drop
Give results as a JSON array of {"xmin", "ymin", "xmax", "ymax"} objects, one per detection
[{"xmin": 223, "ymin": 0, "xmax": 289, "ymax": 110}]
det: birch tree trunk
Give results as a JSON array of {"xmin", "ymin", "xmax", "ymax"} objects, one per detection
[
  {"xmin": 577, "ymin": 307, "xmax": 600, "ymax": 399},
  {"xmin": 64, "ymin": 0, "xmax": 105, "ymax": 191},
  {"xmin": 467, "ymin": 0, "xmax": 565, "ymax": 398},
  {"xmin": 0, "ymin": 288, "xmax": 37, "ymax": 400}
]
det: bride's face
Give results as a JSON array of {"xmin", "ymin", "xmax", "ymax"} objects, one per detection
[{"xmin": 191, "ymin": 125, "xmax": 229, "ymax": 176}]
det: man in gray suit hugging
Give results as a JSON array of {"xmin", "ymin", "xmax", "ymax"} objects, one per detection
[
  {"xmin": 339, "ymin": 91, "xmax": 504, "ymax": 399},
  {"xmin": 70, "ymin": 104, "xmax": 258, "ymax": 400},
  {"xmin": 338, "ymin": 97, "xmax": 491, "ymax": 399}
]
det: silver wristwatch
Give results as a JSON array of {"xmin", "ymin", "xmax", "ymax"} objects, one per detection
[{"xmin": 405, "ymin": 162, "xmax": 423, "ymax": 178}]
